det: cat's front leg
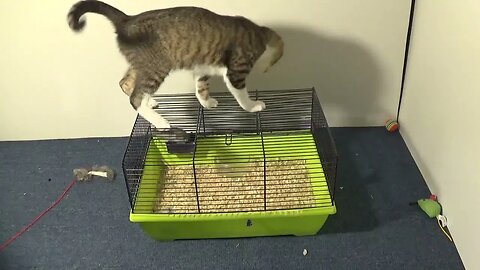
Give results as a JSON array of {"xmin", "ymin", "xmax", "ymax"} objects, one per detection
[
  {"xmin": 195, "ymin": 75, "xmax": 218, "ymax": 109},
  {"xmin": 129, "ymin": 74, "xmax": 171, "ymax": 130},
  {"xmin": 132, "ymin": 93, "xmax": 170, "ymax": 129},
  {"xmin": 223, "ymin": 70, "xmax": 265, "ymax": 112},
  {"xmin": 121, "ymin": 67, "xmax": 158, "ymax": 108}
]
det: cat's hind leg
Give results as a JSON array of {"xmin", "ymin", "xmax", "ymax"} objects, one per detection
[
  {"xmin": 195, "ymin": 75, "xmax": 218, "ymax": 109},
  {"xmin": 223, "ymin": 69, "xmax": 265, "ymax": 112}
]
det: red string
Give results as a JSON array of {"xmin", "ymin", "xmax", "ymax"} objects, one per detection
[{"xmin": 0, "ymin": 178, "xmax": 77, "ymax": 252}]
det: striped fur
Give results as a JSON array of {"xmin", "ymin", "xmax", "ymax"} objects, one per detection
[{"xmin": 68, "ymin": 1, "xmax": 284, "ymax": 129}]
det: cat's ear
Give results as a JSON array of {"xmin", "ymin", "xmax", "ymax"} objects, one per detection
[{"xmin": 120, "ymin": 68, "xmax": 136, "ymax": 96}]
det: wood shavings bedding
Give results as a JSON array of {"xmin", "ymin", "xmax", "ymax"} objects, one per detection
[{"xmin": 154, "ymin": 159, "xmax": 316, "ymax": 214}]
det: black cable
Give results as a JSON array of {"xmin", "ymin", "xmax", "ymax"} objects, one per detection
[{"xmin": 397, "ymin": 0, "xmax": 416, "ymax": 121}]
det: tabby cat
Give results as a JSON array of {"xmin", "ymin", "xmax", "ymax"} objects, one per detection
[{"xmin": 67, "ymin": 0, "xmax": 284, "ymax": 131}]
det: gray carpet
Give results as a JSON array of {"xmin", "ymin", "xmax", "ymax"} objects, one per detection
[{"xmin": 0, "ymin": 128, "xmax": 465, "ymax": 269}]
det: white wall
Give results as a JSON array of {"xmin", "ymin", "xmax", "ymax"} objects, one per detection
[
  {"xmin": 0, "ymin": 0, "xmax": 410, "ymax": 141},
  {"xmin": 400, "ymin": 1, "xmax": 480, "ymax": 269}
]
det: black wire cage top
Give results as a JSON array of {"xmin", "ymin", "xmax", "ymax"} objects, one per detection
[{"xmin": 122, "ymin": 88, "xmax": 338, "ymax": 215}]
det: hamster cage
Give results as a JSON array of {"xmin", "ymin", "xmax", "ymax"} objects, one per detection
[{"xmin": 122, "ymin": 88, "xmax": 338, "ymax": 241}]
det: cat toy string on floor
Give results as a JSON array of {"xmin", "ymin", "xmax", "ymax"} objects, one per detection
[
  {"xmin": 0, "ymin": 166, "xmax": 115, "ymax": 252},
  {"xmin": 410, "ymin": 194, "xmax": 453, "ymax": 242}
]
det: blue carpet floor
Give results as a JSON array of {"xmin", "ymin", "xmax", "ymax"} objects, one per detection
[{"xmin": 0, "ymin": 128, "xmax": 465, "ymax": 269}]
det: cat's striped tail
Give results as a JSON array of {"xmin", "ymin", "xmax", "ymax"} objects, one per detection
[{"xmin": 67, "ymin": 0, "xmax": 128, "ymax": 32}]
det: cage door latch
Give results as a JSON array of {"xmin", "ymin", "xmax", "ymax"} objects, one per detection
[{"xmin": 225, "ymin": 133, "xmax": 233, "ymax": 146}]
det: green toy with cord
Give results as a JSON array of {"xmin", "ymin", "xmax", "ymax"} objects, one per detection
[{"xmin": 410, "ymin": 194, "xmax": 453, "ymax": 242}]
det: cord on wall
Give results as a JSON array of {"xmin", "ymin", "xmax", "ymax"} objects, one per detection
[{"xmin": 396, "ymin": 0, "xmax": 416, "ymax": 121}]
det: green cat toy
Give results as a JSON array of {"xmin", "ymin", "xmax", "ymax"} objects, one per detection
[{"xmin": 416, "ymin": 198, "xmax": 442, "ymax": 218}]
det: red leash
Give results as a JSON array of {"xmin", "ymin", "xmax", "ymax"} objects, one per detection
[{"xmin": 0, "ymin": 178, "xmax": 77, "ymax": 252}]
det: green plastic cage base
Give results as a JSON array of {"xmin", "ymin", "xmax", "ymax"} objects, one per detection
[{"xmin": 129, "ymin": 132, "xmax": 336, "ymax": 241}]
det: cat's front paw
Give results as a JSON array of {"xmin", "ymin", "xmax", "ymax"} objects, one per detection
[
  {"xmin": 245, "ymin": 100, "xmax": 266, "ymax": 112},
  {"xmin": 147, "ymin": 98, "xmax": 159, "ymax": 109},
  {"xmin": 201, "ymin": 98, "xmax": 218, "ymax": 110}
]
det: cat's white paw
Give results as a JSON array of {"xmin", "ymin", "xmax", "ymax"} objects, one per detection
[
  {"xmin": 151, "ymin": 122, "xmax": 172, "ymax": 131},
  {"xmin": 245, "ymin": 100, "xmax": 266, "ymax": 112},
  {"xmin": 201, "ymin": 98, "xmax": 218, "ymax": 109},
  {"xmin": 152, "ymin": 121, "xmax": 170, "ymax": 130},
  {"xmin": 147, "ymin": 98, "xmax": 158, "ymax": 108}
]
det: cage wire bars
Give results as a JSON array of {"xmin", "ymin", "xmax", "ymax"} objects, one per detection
[{"xmin": 122, "ymin": 88, "xmax": 337, "ymax": 215}]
